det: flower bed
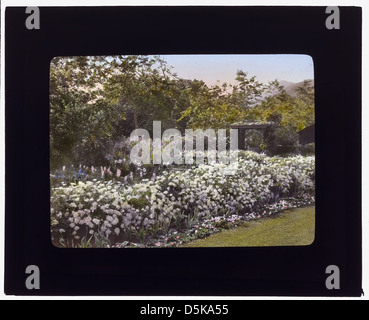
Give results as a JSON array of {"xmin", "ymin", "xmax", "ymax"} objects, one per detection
[{"xmin": 51, "ymin": 151, "xmax": 315, "ymax": 248}]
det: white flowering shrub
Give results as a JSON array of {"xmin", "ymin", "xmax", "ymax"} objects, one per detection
[{"xmin": 51, "ymin": 151, "xmax": 315, "ymax": 247}]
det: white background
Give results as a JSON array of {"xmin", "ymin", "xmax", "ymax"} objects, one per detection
[{"xmin": 0, "ymin": 0, "xmax": 367, "ymax": 300}]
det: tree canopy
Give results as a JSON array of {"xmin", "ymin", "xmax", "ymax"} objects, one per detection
[{"xmin": 50, "ymin": 55, "xmax": 315, "ymax": 168}]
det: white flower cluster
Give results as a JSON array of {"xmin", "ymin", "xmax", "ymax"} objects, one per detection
[{"xmin": 51, "ymin": 151, "xmax": 315, "ymax": 244}]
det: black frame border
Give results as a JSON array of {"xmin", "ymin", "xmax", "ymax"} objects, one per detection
[{"xmin": 5, "ymin": 6, "xmax": 362, "ymax": 296}]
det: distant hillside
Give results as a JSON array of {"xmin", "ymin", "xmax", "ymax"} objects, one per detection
[{"xmin": 279, "ymin": 79, "xmax": 314, "ymax": 97}]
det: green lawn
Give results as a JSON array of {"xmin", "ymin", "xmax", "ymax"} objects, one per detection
[{"xmin": 183, "ymin": 206, "xmax": 315, "ymax": 247}]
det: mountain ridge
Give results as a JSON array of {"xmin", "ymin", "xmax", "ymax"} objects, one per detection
[{"xmin": 279, "ymin": 79, "xmax": 314, "ymax": 97}]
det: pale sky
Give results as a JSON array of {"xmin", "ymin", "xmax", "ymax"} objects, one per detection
[{"xmin": 159, "ymin": 54, "xmax": 314, "ymax": 87}]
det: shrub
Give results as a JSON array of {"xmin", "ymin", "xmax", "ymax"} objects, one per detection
[{"xmin": 265, "ymin": 125, "xmax": 299, "ymax": 156}]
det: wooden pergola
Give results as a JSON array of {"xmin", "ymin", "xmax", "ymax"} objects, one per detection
[{"xmin": 230, "ymin": 122, "xmax": 274, "ymax": 150}]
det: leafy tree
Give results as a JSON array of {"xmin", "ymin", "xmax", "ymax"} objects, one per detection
[
  {"xmin": 178, "ymin": 70, "xmax": 270, "ymax": 129},
  {"xmin": 50, "ymin": 55, "xmax": 315, "ymax": 169},
  {"xmin": 50, "ymin": 55, "xmax": 192, "ymax": 168},
  {"xmin": 247, "ymin": 80, "xmax": 314, "ymax": 131},
  {"xmin": 230, "ymin": 70, "xmax": 266, "ymax": 108},
  {"xmin": 50, "ymin": 56, "xmax": 108, "ymax": 168},
  {"xmin": 178, "ymin": 80, "xmax": 244, "ymax": 129}
]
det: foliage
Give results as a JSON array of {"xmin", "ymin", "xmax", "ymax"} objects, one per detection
[
  {"xmin": 178, "ymin": 71, "xmax": 273, "ymax": 129},
  {"xmin": 50, "ymin": 55, "xmax": 191, "ymax": 169},
  {"xmin": 264, "ymin": 125, "xmax": 300, "ymax": 156},
  {"xmin": 177, "ymin": 80, "xmax": 242, "ymax": 129},
  {"xmin": 245, "ymin": 80, "xmax": 314, "ymax": 131},
  {"xmin": 50, "ymin": 56, "xmax": 315, "ymax": 168}
]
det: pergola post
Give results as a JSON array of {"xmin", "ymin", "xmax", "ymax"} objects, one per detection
[{"xmin": 238, "ymin": 129, "xmax": 246, "ymax": 150}]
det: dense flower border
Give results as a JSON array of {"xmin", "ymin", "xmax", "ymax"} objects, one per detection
[
  {"xmin": 51, "ymin": 151, "xmax": 315, "ymax": 248},
  {"xmin": 113, "ymin": 196, "xmax": 315, "ymax": 248}
]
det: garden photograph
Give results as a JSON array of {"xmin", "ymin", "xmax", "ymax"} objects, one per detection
[{"xmin": 50, "ymin": 54, "xmax": 315, "ymax": 248}]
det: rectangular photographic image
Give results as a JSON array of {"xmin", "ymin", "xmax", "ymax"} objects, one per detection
[{"xmin": 50, "ymin": 54, "xmax": 315, "ymax": 249}]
